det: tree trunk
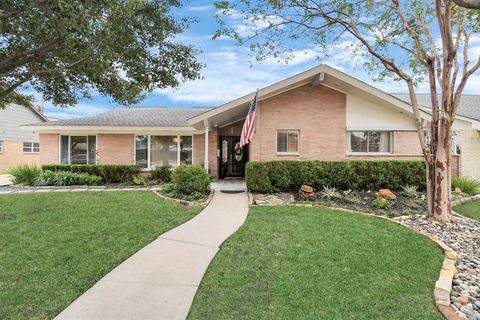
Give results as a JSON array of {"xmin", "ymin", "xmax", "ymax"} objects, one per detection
[
  {"xmin": 433, "ymin": 119, "xmax": 453, "ymax": 223},
  {"xmin": 426, "ymin": 163, "xmax": 435, "ymax": 216}
]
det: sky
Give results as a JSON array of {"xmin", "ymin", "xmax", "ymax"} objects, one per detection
[{"xmin": 27, "ymin": 1, "xmax": 480, "ymax": 120}]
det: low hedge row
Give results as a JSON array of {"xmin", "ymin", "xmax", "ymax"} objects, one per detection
[
  {"xmin": 245, "ymin": 160, "xmax": 426, "ymax": 193},
  {"xmin": 41, "ymin": 164, "xmax": 141, "ymax": 183}
]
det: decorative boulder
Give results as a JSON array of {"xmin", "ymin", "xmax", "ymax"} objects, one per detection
[
  {"xmin": 298, "ymin": 184, "xmax": 316, "ymax": 201},
  {"xmin": 300, "ymin": 184, "xmax": 314, "ymax": 193},
  {"xmin": 376, "ymin": 189, "xmax": 397, "ymax": 204},
  {"xmin": 454, "ymin": 187, "xmax": 462, "ymax": 194}
]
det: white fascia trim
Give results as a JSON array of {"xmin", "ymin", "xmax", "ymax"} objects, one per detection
[
  {"xmin": 20, "ymin": 125, "xmax": 199, "ymax": 134},
  {"xmin": 346, "ymin": 126, "xmax": 418, "ymax": 131},
  {"xmin": 188, "ymin": 64, "xmax": 428, "ymax": 126}
]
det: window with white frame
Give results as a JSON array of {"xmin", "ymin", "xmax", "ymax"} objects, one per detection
[
  {"xmin": 60, "ymin": 135, "xmax": 96, "ymax": 164},
  {"xmin": 23, "ymin": 142, "xmax": 40, "ymax": 153},
  {"xmin": 424, "ymin": 131, "xmax": 461, "ymax": 155},
  {"xmin": 347, "ymin": 131, "xmax": 392, "ymax": 153},
  {"xmin": 135, "ymin": 135, "xmax": 192, "ymax": 169},
  {"xmin": 277, "ymin": 130, "xmax": 299, "ymax": 154},
  {"xmin": 0, "ymin": 140, "xmax": 3, "ymax": 153}
]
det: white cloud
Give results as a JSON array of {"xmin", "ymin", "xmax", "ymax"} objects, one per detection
[{"xmin": 188, "ymin": 5, "xmax": 213, "ymax": 12}]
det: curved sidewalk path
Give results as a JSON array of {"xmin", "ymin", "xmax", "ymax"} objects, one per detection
[{"xmin": 55, "ymin": 190, "xmax": 248, "ymax": 320}]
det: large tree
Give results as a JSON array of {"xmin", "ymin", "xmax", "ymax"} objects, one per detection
[
  {"xmin": 0, "ymin": 0, "xmax": 202, "ymax": 109},
  {"xmin": 215, "ymin": 0, "xmax": 480, "ymax": 222}
]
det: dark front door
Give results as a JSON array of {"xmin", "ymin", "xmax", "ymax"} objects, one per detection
[{"xmin": 219, "ymin": 136, "xmax": 248, "ymax": 178}]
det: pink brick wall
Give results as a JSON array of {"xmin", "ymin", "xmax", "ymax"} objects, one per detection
[
  {"xmin": 193, "ymin": 129, "xmax": 218, "ymax": 178},
  {"xmin": 0, "ymin": 140, "xmax": 41, "ymax": 169},
  {"xmin": 39, "ymin": 133, "xmax": 59, "ymax": 164},
  {"xmin": 249, "ymin": 84, "xmax": 347, "ymax": 161},
  {"xmin": 97, "ymin": 134, "xmax": 134, "ymax": 165},
  {"xmin": 393, "ymin": 131, "xmax": 423, "ymax": 154}
]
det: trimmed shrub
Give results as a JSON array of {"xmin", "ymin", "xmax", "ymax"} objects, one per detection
[
  {"xmin": 171, "ymin": 164, "xmax": 210, "ymax": 196},
  {"xmin": 151, "ymin": 166, "xmax": 172, "ymax": 182},
  {"xmin": 41, "ymin": 164, "xmax": 140, "ymax": 183},
  {"xmin": 452, "ymin": 176, "xmax": 480, "ymax": 195},
  {"xmin": 9, "ymin": 165, "xmax": 41, "ymax": 185},
  {"xmin": 245, "ymin": 160, "xmax": 426, "ymax": 193},
  {"xmin": 245, "ymin": 162, "xmax": 272, "ymax": 193},
  {"xmin": 33, "ymin": 170, "xmax": 102, "ymax": 186}
]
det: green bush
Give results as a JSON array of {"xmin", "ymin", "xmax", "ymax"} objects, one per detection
[
  {"xmin": 41, "ymin": 164, "xmax": 140, "ymax": 183},
  {"xmin": 245, "ymin": 160, "xmax": 426, "ymax": 193},
  {"xmin": 9, "ymin": 165, "xmax": 41, "ymax": 185},
  {"xmin": 132, "ymin": 176, "xmax": 147, "ymax": 186},
  {"xmin": 452, "ymin": 176, "xmax": 480, "ymax": 195},
  {"xmin": 171, "ymin": 164, "xmax": 210, "ymax": 196},
  {"xmin": 33, "ymin": 170, "xmax": 102, "ymax": 186},
  {"xmin": 151, "ymin": 166, "xmax": 172, "ymax": 182}
]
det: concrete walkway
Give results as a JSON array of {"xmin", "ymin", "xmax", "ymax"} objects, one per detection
[{"xmin": 55, "ymin": 190, "xmax": 249, "ymax": 320}]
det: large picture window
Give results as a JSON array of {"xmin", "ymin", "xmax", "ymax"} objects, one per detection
[
  {"xmin": 348, "ymin": 131, "xmax": 391, "ymax": 153},
  {"xmin": 60, "ymin": 135, "xmax": 96, "ymax": 164},
  {"xmin": 135, "ymin": 135, "xmax": 193, "ymax": 169},
  {"xmin": 277, "ymin": 130, "xmax": 299, "ymax": 154}
]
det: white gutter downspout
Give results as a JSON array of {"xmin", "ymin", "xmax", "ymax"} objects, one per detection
[{"xmin": 204, "ymin": 120, "xmax": 209, "ymax": 171}]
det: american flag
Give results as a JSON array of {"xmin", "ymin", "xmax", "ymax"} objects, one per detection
[{"xmin": 240, "ymin": 90, "xmax": 258, "ymax": 148}]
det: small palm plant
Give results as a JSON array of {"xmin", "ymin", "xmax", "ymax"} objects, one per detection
[
  {"xmin": 401, "ymin": 185, "xmax": 418, "ymax": 198},
  {"xmin": 321, "ymin": 186, "xmax": 341, "ymax": 200}
]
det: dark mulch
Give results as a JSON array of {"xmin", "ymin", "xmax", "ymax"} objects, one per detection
[{"xmin": 295, "ymin": 190, "xmax": 428, "ymax": 217}]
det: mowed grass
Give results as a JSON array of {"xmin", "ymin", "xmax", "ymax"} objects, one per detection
[
  {"xmin": 0, "ymin": 191, "xmax": 200, "ymax": 320},
  {"xmin": 189, "ymin": 206, "xmax": 443, "ymax": 320},
  {"xmin": 454, "ymin": 199, "xmax": 480, "ymax": 221}
]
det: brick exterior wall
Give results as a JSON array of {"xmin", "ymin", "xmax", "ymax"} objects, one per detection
[
  {"xmin": 249, "ymin": 84, "xmax": 347, "ymax": 161},
  {"xmin": 193, "ymin": 128, "xmax": 219, "ymax": 178},
  {"xmin": 0, "ymin": 140, "xmax": 41, "ymax": 169},
  {"xmin": 459, "ymin": 130, "xmax": 480, "ymax": 179},
  {"xmin": 39, "ymin": 133, "xmax": 59, "ymax": 164},
  {"xmin": 97, "ymin": 134, "xmax": 135, "ymax": 165},
  {"xmin": 392, "ymin": 131, "xmax": 423, "ymax": 154}
]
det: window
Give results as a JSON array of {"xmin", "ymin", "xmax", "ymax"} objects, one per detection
[
  {"xmin": 0, "ymin": 141, "xmax": 3, "ymax": 153},
  {"xmin": 348, "ymin": 131, "xmax": 391, "ymax": 153},
  {"xmin": 23, "ymin": 142, "xmax": 40, "ymax": 153},
  {"xmin": 424, "ymin": 131, "xmax": 461, "ymax": 155},
  {"xmin": 277, "ymin": 130, "xmax": 299, "ymax": 154},
  {"xmin": 135, "ymin": 135, "xmax": 193, "ymax": 169},
  {"xmin": 135, "ymin": 136, "xmax": 148, "ymax": 168},
  {"xmin": 60, "ymin": 135, "xmax": 96, "ymax": 164}
]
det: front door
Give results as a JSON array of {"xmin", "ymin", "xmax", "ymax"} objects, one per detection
[{"xmin": 219, "ymin": 136, "xmax": 248, "ymax": 178}]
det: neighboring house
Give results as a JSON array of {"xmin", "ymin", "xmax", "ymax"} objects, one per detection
[
  {"xmin": 0, "ymin": 104, "xmax": 48, "ymax": 170},
  {"xmin": 23, "ymin": 65, "xmax": 480, "ymax": 179}
]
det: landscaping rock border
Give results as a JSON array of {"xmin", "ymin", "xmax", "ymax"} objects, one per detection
[
  {"xmin": 452, "ymin": 194, "xmax": 480, "ymax": 207},
  {"xmin": 151, "ymin": 189, "xmax": 214, "ymax": 207}
]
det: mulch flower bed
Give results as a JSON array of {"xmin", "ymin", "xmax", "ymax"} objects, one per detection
[{"xmin": 295, "ymin": 189, "xmax": 428, "ymax": 217}]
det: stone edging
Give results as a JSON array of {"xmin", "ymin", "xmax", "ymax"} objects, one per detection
[
  {"xmin": 268, "ymin": 202, "xmax": 460, "ymax": 320},
  {"xmin": 151, "ymin": 189, "xmax": 214, "ymax": 207},
  {"xmin": 452, "ymin": 194, "xmax": 480, "ymax": 207}
]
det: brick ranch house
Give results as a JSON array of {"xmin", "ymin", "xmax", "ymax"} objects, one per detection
[
  {"xmin": 0, "ymin": 104, "xmax": 48, "ymax": 170},
  {"xmin": 23, "ymin": 65, "xmax": 480, "ymax": 180}
]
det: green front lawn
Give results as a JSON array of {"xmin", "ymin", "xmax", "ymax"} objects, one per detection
[
  {"xmin": 0, "ymin": 191, "xmax": 201, "ymax": 320},
  {"xmin": 454, "ymin": 199, "xmax": 480, "ymax": 221},
  {"xmin": 189, "ymin": 206, "xmax": 443, "ymax": 319}
]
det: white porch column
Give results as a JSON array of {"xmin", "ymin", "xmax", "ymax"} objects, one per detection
[{"xmin": 204, "ymin": 120, "xmax": 209, "ymax": 171}]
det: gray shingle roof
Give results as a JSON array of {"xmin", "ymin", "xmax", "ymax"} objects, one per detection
[
  {"xmin": 35, "ymin": 107, "xmax": 212, "ymax": 127},
  {"xmin": 392, "ymin": 93, "xmax": 480, "ymax": 121}
]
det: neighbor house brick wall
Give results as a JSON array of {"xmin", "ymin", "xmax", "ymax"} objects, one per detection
[
  {"xmin": 0, "ymin": 140, "xmax": 40, "ymax": 169},
  {"xmin": 39, "ymin": 133, "xmax": 59, "ymax": 164},
  {"xmin": 97, "ymin": 134, "xmax": 134, "ymax": 165},
  {"xmin": 249, "ymin": 84, "xmax": 347, "ymax": 161},
  {"xmin": 459, "ymin": 130, "xmax": 480, "ymax": 179}
]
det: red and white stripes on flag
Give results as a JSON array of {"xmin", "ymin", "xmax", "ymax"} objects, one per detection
[{"xmin": 240, "ymin": 90, "xmax": 258, "ymax": 148}]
